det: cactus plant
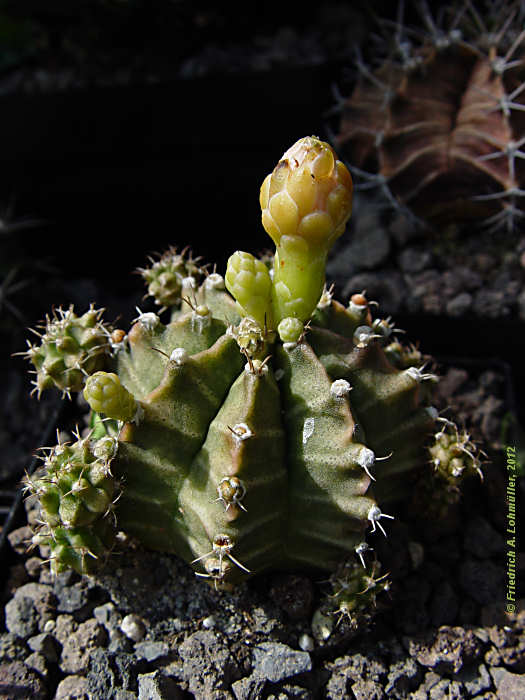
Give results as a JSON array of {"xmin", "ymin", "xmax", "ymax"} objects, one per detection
[
  {"xmin": 331, "ymin": 0, "xmax": 525, "ymax": 234},
  {"xmin": 20, "ymin": 136, "xmax": 482, "ymax": 604}
]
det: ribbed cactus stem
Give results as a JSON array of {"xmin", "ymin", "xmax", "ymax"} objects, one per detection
[{"xmin": 271, "ymin": 237, "xmax": 328, "ymax": 323}]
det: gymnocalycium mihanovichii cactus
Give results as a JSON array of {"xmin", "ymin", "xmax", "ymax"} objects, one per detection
[{"xmin": 20, "ymin": 137, "xmax": 483, "ymax": 613}]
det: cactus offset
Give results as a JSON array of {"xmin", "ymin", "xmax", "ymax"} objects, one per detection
[{"xmin": 20, "ymin": 137, "xmax": 482, "ymax": 594}]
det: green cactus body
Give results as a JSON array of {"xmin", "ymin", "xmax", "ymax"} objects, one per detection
[
  {"xmin": 27, "ymin": 436, "xmax": 119, "ymax": 575},
  {"xmin": 19, "ymin": 305, "xmax": 112, "ymax": 397},
  {"xmin": 22, "ymin": 137, "xmax": 482, "ymax": 590}
]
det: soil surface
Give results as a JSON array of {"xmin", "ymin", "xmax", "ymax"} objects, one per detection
[{"xmin": 327, "ymin": 193, "xmax": 525, "ymax": 322}]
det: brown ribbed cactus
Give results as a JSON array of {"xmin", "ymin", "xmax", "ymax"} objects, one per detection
[{"xmin": 333, "ymin": 0, "xmax": 525, "ymax": 233}]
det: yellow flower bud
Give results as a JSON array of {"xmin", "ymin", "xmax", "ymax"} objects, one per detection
[{"xmin": 260, "ymin": 136, "xmax": 353, "ymax": 250}]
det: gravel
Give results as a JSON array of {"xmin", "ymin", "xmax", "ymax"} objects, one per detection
[{"xmin": 328, "ymin": 193, "xmax": 525, "ymax": 320}]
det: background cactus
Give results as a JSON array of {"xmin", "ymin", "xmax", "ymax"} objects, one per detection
[
  {"xmin": 21, "ymin": 137, "xmax": 482, "ymax": 599},
  {"xmin": 331, "ymin": 0, "xmax": 525, "ymax": 234}
]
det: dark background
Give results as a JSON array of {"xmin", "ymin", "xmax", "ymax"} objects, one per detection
[{"xmin": 1, "ymin": 0, "xmax": 523, "ymax": 409}]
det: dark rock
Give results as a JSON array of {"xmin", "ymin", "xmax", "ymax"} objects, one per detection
[
  {"xmin": 232, "ymin": 676, "xmax": 267, "ymax": 700},
  {"xmin": 405, "ymin": 626, "xmax": 482, "ymax": 673},
  {"xmin": 269, "ymin": 574, "xmax": 314, "ymax": 620},
  {"xmin": 87, "ymin": 648, "xmax": 148, "ymax": 695},
  {"xmin": 0, "ymin": 660, "xmax": 47, "ymax": 699},
  {"xmin": 53, "ymin": 575, "xmax": 96, "ymax": 620},
  {"xmin": 24, "ymin": 651, "xmax": 47, "ymax": 678},
  {"xmin": 429, "ymin": 581, "xmax": 459, "ymax": 627},
  {"xmin": 27, "ymin": 632, "xmax": 60, "ymax": 662},
  {"xmin": 342, "ymin": 270, "xmax": 407, "ymax": 315},
  {"xmin": 4, "ymin": 583, "xmax": 56, "ymax": 639},
  {"xmin": 60, "ymin": 618, "xmax": 108, "ymax": 674},
  {"xmin": 4, "ymin": 595, "xmax": 39, "ymax": 640},
  {"xmin": 428, "ymin": 678, "xmax": 464, "ymax": 699},
  {"xmin": 464, "ymin": 517, "xmax": 505, "ymax": 559},
  {"xmin": 351, "ymin": 678, "xmax": 385, "ymax": 699},
  {"xmin": 7, "ymin": 526, "xmax": 33, "ymax": 555},
  {"xmin": 446, "ymin": 292, "xmax": 472, "ymax": 317},
  {"xmin": 472, "ymin": 289, "xmax": 510, "ymax": 318},
  {"xmin": 93, "ymin": 601, "xmax": 121, "ymax": 630},
  {"xmin": 24, "ymin": 557, "xmax": 43, "ymax": 579},
  {"xmin": 178, "ymin": 629, "xmax": 240, "ymax": 696},
  {"xmin": 398, "ymin": 248, "xmax": 432, "ymax": 273},
  {"xmin": 384, "ymin": 657, "xmax": 422, "ymax": 697},
  {"xmin": 0, "ymin": 633, "xmax": 28, "ymax": 663},
  {"xmin": 251, "ymin": 642, "xmax": 311, "ymax": 683},
  {"xmin": 457, "ymin": 663, "xmax": 492, "ymax": 696},
  {"xmin": 459, "ymin": 559, "xmax": 505, "ymax": 606},
  {"xmin": 346, "ymin": 225, "xmax": 391, "ymax": 271}
]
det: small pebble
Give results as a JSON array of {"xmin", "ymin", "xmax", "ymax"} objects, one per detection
[
  {"xmin": 202, "ymin": 615, "xmax": 216, "ymax": 629},
  {"xmin": 298, "ymin": 633, "xmax": 314, "ymax": 651},
  {"xmin": 120, "ymin": 614, "xmax": 146, "ymax": 642}
]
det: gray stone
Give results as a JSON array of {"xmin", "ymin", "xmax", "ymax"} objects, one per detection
[
  {"xmin": 54, "ymin": 613, "xmax": 77, "ymax": 645},
  {"xmin": 93, "ymin": 601, "xmax": 121, "ymax": 629},
  {"xmin": 345, "ymin": 225, "xmax": 391, "ymax": 271},
  {"xmin": 54, "ymin": 674, "xmax": 90, "ymax": 700},
  {"xmin": 7, "ymin": 526, "xmax": 33, "ymax": 555},
  {"xmin": 252, "ymin": 642, "xmax": 311, "ymax": 683},
  {"xmin": 473, "ymin": 289, "xmax": 509, "ymax": 318},
  {"xmin": 60, "ymin": 618, "xmax": 108, "ymax": 674},
  {"xmin": 406, "ymin": 626, "xmax": 482, "ymax": 673},
  {"xmin": 489, "ymin": 666, "xmax": 525, "ymax": 698},
  {"xmin": 351, "ymin": 678, "xmax": 385, "ymax": 699},
  {"xmin": 429, "ymin": 678, "xmax": 464, "ymax": 699},
  {"xmin": 53, "ymin": 575, "xmax": 92, "ymax": 618},
  {"xmin": 24, "ymin": 651, "xmax": 48, "ymax": 678},
  {"xmin": 4, "ymin": 594, "xmax": 39, "ymax": 639},
  {"xmin": 0, "ymin": 632, "xmax": 27, "ymax": 663},
  {"xmin": 342, "ymin": 270, "xmax": 407, "ymax": 315},
  {"xmin": 138, "ymin": 670, "xmax": 184, "ymax": 699},
  {"xmin": 4, "ymin": 583, "xmax": 56, "ymax": 639},
  {"xmin": 232, "ymin": 676, "xmax": 267, "ymax": 700},
  {"xmin": 27, "ymin": 632, "xmax": 60, "ymax": 662},
  {"xmin": 384, "ymin": 657, "xmax": 422, "ymax": 697},
  {"xmin": 135, "ymin": 640, "xmax": 170, "ymax": 662},
  {"xmin": 446, "ymin": 292, "xmax": 472, "ymax": 317},
  {"xmin": 87, "ymin": 647, "xmax": 147, "ymax": 695},
  {"xmin": 178, "ymin": 629, "xmax": 239, "ymax": 696},
  {"xmin": 398, "ymin": 248, "xmax": 432, "ymax": 273},
  {"xmin": 0, "ymin": 661, "xmax": 47, "ymax": 699}
]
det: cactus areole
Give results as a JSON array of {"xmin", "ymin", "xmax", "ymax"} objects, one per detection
[{"xmin": 21, "ymin": 137, "xmax": 482, "ymax": 590}]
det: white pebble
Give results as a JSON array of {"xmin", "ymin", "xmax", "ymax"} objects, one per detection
[{"xmin": 120, "ymin": 613, "xmax": 146, "ymax": 642}]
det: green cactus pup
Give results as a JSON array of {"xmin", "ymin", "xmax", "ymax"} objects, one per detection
[{"xmin": 21, "ymin": 137, "xmax": 482, "ymax": 602}]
